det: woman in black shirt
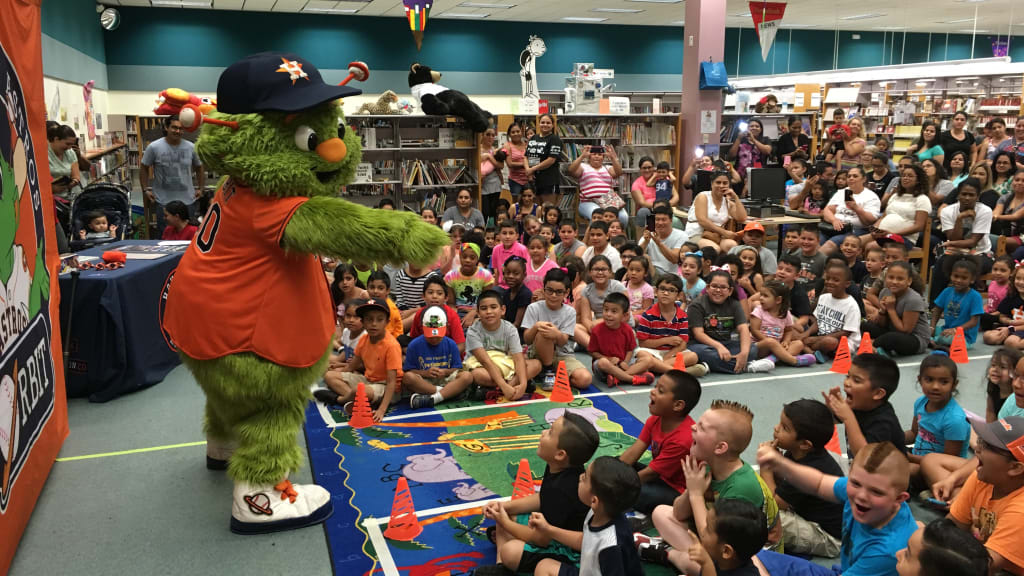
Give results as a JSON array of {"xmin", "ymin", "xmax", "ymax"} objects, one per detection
[
  {"xmin": 776, "ymin": 116, "xmax": 812, "ymax": 159},
  {"xmin": 940, "ymin": 111, "xmax": 977, "ymax": 173},
  {"xmin": 525, "ymin": 113, "xmax": 564, "ymax": 205}
]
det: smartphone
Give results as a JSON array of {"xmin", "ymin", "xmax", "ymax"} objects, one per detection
[
  {"xmin": 694, "ymin": 146, "xmax": 704, "ymax": 158},
  {"xmin": 590, "ymin": 145, "xmax": 605, "ymax": 154},
  {"xmin": 738, "ymin": 121, "xmax": 749, "ymax": 133},
  {"xmin": 783, "ymin": 155, "xmax": 791, "ymax": 167},
  {"xmin": 805, "ymin": 164, "xmax": 817, "ymax": 177},
  {"xmin": 645, "ymin": 214, "xmax": 656, "ymax": 232},
  {"xmin": 845, "ymin": 189, "xmax": 854, "ymax": 202}
]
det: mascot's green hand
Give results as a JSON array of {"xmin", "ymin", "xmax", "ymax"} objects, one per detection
[
  {"xmin": 29, "ymin": 239, "xmax": 49, "ymax": 317},
  {"xmin": 283, "ymin": 197, "xmax": 449, "ymax": 268}
]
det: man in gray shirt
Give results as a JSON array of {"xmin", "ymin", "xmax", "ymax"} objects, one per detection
[
  {"xmin": 640, "ymin": 205, "xmax": 687, "ymax": 278},
  {"xmin": 728, "ymin": 221, "xmax": 777, "ymax": 275},
  {"xmin": 141, "ymin": 115, "xmax": 205, "ymax": 234}
]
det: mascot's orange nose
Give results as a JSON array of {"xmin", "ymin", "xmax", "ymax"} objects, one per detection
[{"xmin": 316, "ymin": 138, "xmax": 347, "ymax": 163}]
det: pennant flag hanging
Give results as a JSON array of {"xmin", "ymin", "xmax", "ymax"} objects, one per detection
[
  {"xmin": 403, "ymin": 0, "xmax": 432, "ymax": 51},
  {"xmin": 750, "ymin": 2, "xmax": 787, "ymax": 62}
]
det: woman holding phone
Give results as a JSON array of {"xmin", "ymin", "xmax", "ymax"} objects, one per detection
[
  {"xmin": 819, "ymin": 166, "xmax": 881, "ymax": 254},
  {"xmin": 684, "ymin": 170, "xmax": 747, "ymax": 251},
  {"xmin": 775, "ymin": 116, "xmax": 811, "ymax": 160},
  {"xmin": 728, "ymin": 118, "xmax": 772, "ymax": 180},
  {"xmin": 47, "ymin": 123, "xmax": 81, "ymax": 200},
  {"xmin": 570, "ymin": 143, "xmax": 627, "ymax": 225}
]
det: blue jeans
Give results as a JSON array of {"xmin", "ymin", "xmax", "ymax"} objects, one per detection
[
  {"xmin": 508, "ymin": 180, "xmax": 527, "ymax": 199},
  {"xmin": 687, "ymin": 340, "xmax": 759, "ymax": 373},
  {"xmin": 578, "ymin": 201, "xmax": 629, "ymax": 227},
  {"xmin": 756, "ymin": 550, "xmax": 838, "ymax": 576}
]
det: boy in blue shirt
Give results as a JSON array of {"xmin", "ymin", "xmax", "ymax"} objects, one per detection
[
  {"xmin": 403, "ymin": 306, "xmax": 475, "ymax": 409},
  {"xmin": 756, "ymin": 441, "xmax": 918, "ymax": 576},
  {"xmin": 930, "ymin": 259, "xmax": 984, "ymax": 351}
]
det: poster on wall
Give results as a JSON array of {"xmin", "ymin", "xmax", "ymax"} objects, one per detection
[
  {"xmin": 0, "ymin": 0, "xmax": 69, "ymax": 572},
  {"xmin": 750, "ymin": 2, "xmax": 787, "ymax": 62}
]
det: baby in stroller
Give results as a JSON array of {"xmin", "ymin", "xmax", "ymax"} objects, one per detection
[{"xmin": 78, "ymin": 210, "xmax": 117, "ymax": 241}]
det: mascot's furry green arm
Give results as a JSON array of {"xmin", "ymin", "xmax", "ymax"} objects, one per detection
[{"xmin": 160, "ymin": 53, "xmax": 447, "ymax": 535}]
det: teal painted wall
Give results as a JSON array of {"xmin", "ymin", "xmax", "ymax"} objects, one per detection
[
  {"xmin": 93, "ymin": 7, "xmax": 1024, "ymax": 91},
  {"xmin": 41, "ymin": 0, "xmax": 106, "ymax": 63}
]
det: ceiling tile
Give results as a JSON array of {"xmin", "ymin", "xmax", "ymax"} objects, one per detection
[
  {"xmin": 213, "ymin": 0, "xmax": 246, "ymax": 8},
  {"xmin": 241, "ymin": 0, "xmax": 277, "ymax": 10}
]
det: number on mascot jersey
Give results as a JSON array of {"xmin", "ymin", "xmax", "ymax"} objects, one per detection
[{"xmin": 196, "ymin": 202, "xmax": 222, "ymax": 253}]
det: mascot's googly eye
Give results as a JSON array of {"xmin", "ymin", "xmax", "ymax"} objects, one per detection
[
  {"xmin": 336, "ymin": 122, "xmax": 346, "ymax": 140},
  {"xmin": 294, "ymin": 126, "xmax": 319, "ymax": 151}
]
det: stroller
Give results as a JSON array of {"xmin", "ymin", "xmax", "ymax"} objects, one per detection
[{"xmin": 68, "ymin": 182, "xmax": 132, "ymax": 252}]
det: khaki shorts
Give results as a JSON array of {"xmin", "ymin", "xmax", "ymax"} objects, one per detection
[
  {"xmin": 636, "ymin": 348, "xmax": 676, "ymax": 361},
  {"xmin": 338, "ymin": 372, "xmax": 387, "ymax": 401},
  {"xmin": 523, "ymin": 352, "xmax": 584, "ymax": 375},
  {"xmin": 463, "ymin": 350, "xmax": 517, "ymax": 380},
  {"xmin": 779, "ymin": 509, "xmax": 841, "ymax": 558}
]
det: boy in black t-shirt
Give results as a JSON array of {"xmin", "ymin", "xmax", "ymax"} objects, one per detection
[
  {"xmin": 685, "ymin": 499, "xmax": 768, "ymax": 576},
  {"xmin": 482, "ymin": 412, "xmax": 599, "ymax": 574},
  {"xmin": 760, "ymin": 399, "xmax": 844, "ymax": 557},
  {"xmin": 821, "ymin": 353, "xmax": 906, "ymax": 460}
]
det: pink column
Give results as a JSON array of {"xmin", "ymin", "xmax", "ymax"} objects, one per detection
[{"xmin": 681, "ymin": 0, "xmax": 727, "ymax": 195}]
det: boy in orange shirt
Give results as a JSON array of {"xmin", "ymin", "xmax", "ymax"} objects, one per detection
[
  {"xmin": 314, "ymin": 299, "xmax": 402, "ymax": 422},
  {"xmin": 366, "ymin": 270, "xmax": 404, "ymax": 339},
  {"xmin": 948, "ymin": 415, "xmax": 1024, "ymax": 574}
]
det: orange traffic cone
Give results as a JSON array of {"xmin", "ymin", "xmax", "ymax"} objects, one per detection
[
  {"xmin": 825, "ymin": 426, "xmax": 841, "ymax": 456},
  {"xmin": 512, "ymin": 458, "xmax": 534, "ymax": 499},
  {"xmin": 549, "ymin": 361, "xmax": 574, "ymax": 403},
  {"xmin": 673, "ymin": 353, "xmax": 687, "ymax": 371},
  {"xmin": 857, "ymin": 332, "xmax": 874, "ymax": 355},
  {"xmin": 950, "ymin": 327, "xmax": 969, "ymax": 364},
  {"xmin": 349, "ymin": 382, "xmax": 375, "ymax": 429},
  {"xmin": 830, "ymin": 336, "xmax": 851, "ymax": 374},
  {"xmin": 383, "ymin": 476, "xmax": 422, "ymax": 541}
]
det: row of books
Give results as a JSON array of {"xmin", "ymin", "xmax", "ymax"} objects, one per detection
[
  {"xmin": 401, "ymin": 159, "xmax": 472, "ymax": 187},
  {"xmin": 619, "ymin": 122, "xmax": 675, "ymax": 145}
]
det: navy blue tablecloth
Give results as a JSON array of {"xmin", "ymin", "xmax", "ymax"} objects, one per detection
[{"xmin": 59, "ymin": 241, "xmax": 184, "ymax": 402}]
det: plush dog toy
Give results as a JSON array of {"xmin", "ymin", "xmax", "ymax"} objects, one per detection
[
  {"xmin": 408, "ymin": 63, "xmax": 492, "ymax": 132},
  {"xmin": 161, "ymin": 52, "xmax": 448, "ymax": 535},
  {"xmin": 357, "ymin": 90, "xmax": 400, "ymax": 115}
]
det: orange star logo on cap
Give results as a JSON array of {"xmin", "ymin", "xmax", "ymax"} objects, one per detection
[{"xmin": 276, "ymin": 58, "xmax": 309, "ymax": 85}]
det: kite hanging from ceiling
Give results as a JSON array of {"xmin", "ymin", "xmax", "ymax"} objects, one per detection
[{"xmin": 404, "ymin": 0, "xmax": 432, "ymax": 51}]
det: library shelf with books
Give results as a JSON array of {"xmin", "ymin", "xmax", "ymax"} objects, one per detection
[{"xmin": 350, "ymin": 114, "xmax": 480, "ymax": 213}]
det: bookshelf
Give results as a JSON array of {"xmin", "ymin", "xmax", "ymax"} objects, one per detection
[{"xmin": 349, "ymin": 114, "xmax": 480, "ymax": 213}]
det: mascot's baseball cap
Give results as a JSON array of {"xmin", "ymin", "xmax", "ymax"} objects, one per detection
[
  {"xmin": 217, "ymin": 52, "xmax": 362, "ymax": 114},
  {"xmin": 421, "ymin": 306, "xmax": 448, "ymax": 338},
  {"xmin": 968, "ymin": 414, "xmax": 1024, "ymax": 463}
]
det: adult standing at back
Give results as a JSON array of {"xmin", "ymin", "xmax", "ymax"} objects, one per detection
[
  {"xmin": 47, "ymin": 123, "xmax": 81, "ymax": 200},
  {"xmin": 524, "ymin": 113, "xmax": 563, "ymax": 205},
  {"xmin": 140, "ymin": 115, "xmax": 205, "ymax": 233},
  {"xmin": 775, "ymin": 116, "xmax": 811, "ymax": 160},
  {"xmin": 941, "ymin": 111, "xmax": 977, "ymax": 173},
  {"xmin": 478, "ymin": 127, "xmax": 504, "ymax": 224},
  {"xmin": 502, "ymin": 122, "xmax": 529, "ymax": 199},
  {"xmin": 728, "ymin": 118, "xmax": 772, "ymax": 180},
  {"xmin": 571, "ymin": 144, "xmax": 627, "ymax": 226},
  {"xmin": 835, "ymin": 116, "xmax": 867, "ymax": 170},
  {"xmin": 976, "ymin": 118, "xmax": 1011, "ymax": 165}
]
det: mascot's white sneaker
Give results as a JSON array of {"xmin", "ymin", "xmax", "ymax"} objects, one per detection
[
  {"xmin": 230, "ymin": 479, "xmax": 333, "ymax": 534},
  {"xmin": 206, "ymin": 437, "xmax": 236, "ymax": 471}
]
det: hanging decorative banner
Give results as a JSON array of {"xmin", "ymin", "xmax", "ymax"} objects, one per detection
[
  {"xmin": 0, "ymin": 0, "xmax": 68, "ymax": 572},
  {"xmin": 749, "ymin": 1, "xmax": 787, "ymax": 62},
  {"xmin": 403, "ymin": 0, "xmax": 432, "ymax": 51},
  {"xmin": 993, "ymin": 38, "xmax": 1009, "ymax": 58},
  {"xmin": 83, "ymin": 80, "xmax": 96, "ymax": 142}
]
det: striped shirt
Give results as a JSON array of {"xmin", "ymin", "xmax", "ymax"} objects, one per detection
[
  {"xmin": 578, "ymin": 163, "xmax": 614, "ymax": 203},
  {"xmin": 636, "ymin": 303, "xmax": 689, "ymax": 347}
]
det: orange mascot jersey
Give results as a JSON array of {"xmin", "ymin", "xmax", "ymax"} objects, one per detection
[{"xmin": 162, "ymin": 178, "xmax": 333, "ymax": 368}]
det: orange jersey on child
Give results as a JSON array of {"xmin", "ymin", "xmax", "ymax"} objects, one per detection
[
  {"xmin": 162, "ymin": 179, "xmax": 333, "ymax": 368},
  {"xmin": 356, "ymin": 333, "xmax": 404, "ymax": 383}
]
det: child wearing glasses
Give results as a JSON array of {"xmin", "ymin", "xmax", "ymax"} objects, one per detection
[
  {"xmin": 524, "ymin": 268, "xmax": 593, "ymax": 391},
  {"xmin": 685, "ymin": 269, "xmax": 773, "ymax": 373}
]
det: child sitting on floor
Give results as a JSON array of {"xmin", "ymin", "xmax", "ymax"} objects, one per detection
[
  {"xmin": 983, "ymin": 261, "xmax": 1024, "ymax": 347},
  {"xmin": 760, "ymin": 399, "xmax": 844, "ymax": 558},
  {"xmin": 581, "ymin": 221, "xmax": 622, "ymax": 271},
  {"xmin": 802, "ymin": 261, "xmax": 861, "ymax": 363},
  {"xmin": 315, "ymin": 299, "xmax": 401, "ymax": 423},
  {"xmin": 406, "ymin": 277, "xmax": 467, "ymax": 355},
  {"xmin": 905, "ymin": 355, "xmax": 970, "ymax": 477},
  {"xmin": 402, "ymin": 306, "xmax": 475, "ymax": 410},
  {"xmin": 365, "ymin": 270, "xmax": 404, "ymax": 339},
  {"xmin": 524, "ymin": 234, "xmax": 558, "ymax": 296},
  {"xmin": 981, "ymin": 255, "xmax": 1014, "ymax": 332},
  {"xmin": 821, "ymin": 353, "xmax": 907, "ymax": 458},
  {"xmin": 444, "ymin": 235, "xmax": 495, "ymax": 328},
  {"xmin": 587, "ymin": 292, "xmax": 655, "ymax": 387},
  {"xmin": 524, "ymin": 269, "xmax": 592, "ymax": 390},
  {"xmin": 678, "ymin": 251, "xmax": 706, "ymax": 306},
  {"xmin": 619, "ymin": 370, "xmax": 701, "ymax": 515},
  {"xmin": 576, "ymin": 255, "xmax": 627, "ymax": 350},
  {"xmin": 555, "ymin": 219, "xmax": 586, "ymax": 261},
  {"xmin": 686, "ymin": 269, "xmax": 772, "ymax": 374},
  {"xmin": 686, "ymin": 499, "xmax": 769, "ymax": 576},
  {"xmin": 623, "ymin": 255, "xmax": 655, "ymax": 323},
  {"xmin": 634, "ymin": 274, "xmax": 708, "ymax": 376},
  {"xmin": 481, "ymin": 413, "xmax": 599, "ymax": 575},
  {"xmin": 499, "ymin": 256, "xmax": 532, "ymax": 330},
  {"xmin": 492, "ymin": 220, "xmax": 529, "ymax": 288},
  {"xmin": 930, "ymin": 259, "xmax": 983, "ymax": 351},
  {"xmin": 532, "ymin": 457, "xmax": 643, "ymax": 576},
  {"xmin": 862, "ymin": 261, "xmax": 931, "ymax": 357},
  {"xmin": 756, "ymin": 441, "xmax": 918, "ymax": 576},
  {"xmin": 463, "ymin": 289, "xmax": 541, "ymax": 402},
  {"xmin": 750, "ymin": 280, "xmax": 816, "ymax": 367}
]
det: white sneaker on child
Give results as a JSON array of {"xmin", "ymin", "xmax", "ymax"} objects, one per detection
[{"xmin": 746, "ymin": 358, "xmax": 775, "ymax": 373}]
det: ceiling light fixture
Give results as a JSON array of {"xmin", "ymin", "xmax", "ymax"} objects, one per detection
[
  {"xmin": 872, "ymin": 26, "xmax": 906, "ymax": 30},
  {"xmin": 671, "ymin": 20, "xmax": 685, "ymax": 25},
  {"xmin": 781, "ymin": 23, "xmax": 816, "ymax": 28},
  {"xmin": 442, "ymin": 12, "xmax": 490, "ymax": 18},
  {"xmin": 591, "ymin": 8, "xmax": 643, "ymax": 13},
  {"xmin": 458, "ymin": 2, "xmax": 514, "ymax": 7},
  {"xmin": 562, "ymin": 16, "xmax": 609, "ymax": 22},
  {"xmin": 628, "ymin": 0, "xmax": 682, "ymax": 3},
  {"xmin": 957, "ymin": 28, "xmax": 991, "ymax": 33},
  {"xmin": 302, "ymin": 6, "xmax": 359, "ymax": 13},
  {"xmin": 938, "ymin": 18, "xmax": 977, "ymax": 23},
  {"xmin": 840, "ymin": 13, "xmax": 886, "ymax": 20},
  {"xmin": 730, "ymin": 11, "xmax": 751, "ymax": 17},
  {"xmin": 151, "ymin": 0, "xmax": 212, "ymax": 6}
]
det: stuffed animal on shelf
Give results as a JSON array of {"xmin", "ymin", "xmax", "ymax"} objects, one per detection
[
  {"xmin": 754, "ymin": 94, "xmax": 781, "ymax": 113},
  {"xmin": 357, "ymin": 90, "xmax": 400, "ymax": 115},
  {"xmin": 397, "ymin": 98, "xmax": 416, "ymax": 114},
  {"xmin": 160, "ymin": 52, "xmax": 447, "ymax": 535},
  {"xmin": 154, "ymin": 87, "xmax": 217, "ymax": 116},
  {"xmin": 407, "ymin": 63, "xmax": 492, "ymax": 132}
]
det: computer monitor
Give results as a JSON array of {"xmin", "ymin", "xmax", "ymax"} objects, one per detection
[
  {"xmin": 695, "ymin": 170, "xmax": 712, "ymax": 193},
  {"xmin": 749, "ymin": 167, "xmax": 787, "ymax": 203}
]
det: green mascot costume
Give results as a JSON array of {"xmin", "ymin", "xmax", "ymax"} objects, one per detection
[{"xmin": 161, "ymin": 52, "xmax": 448, "ymax": 534}]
